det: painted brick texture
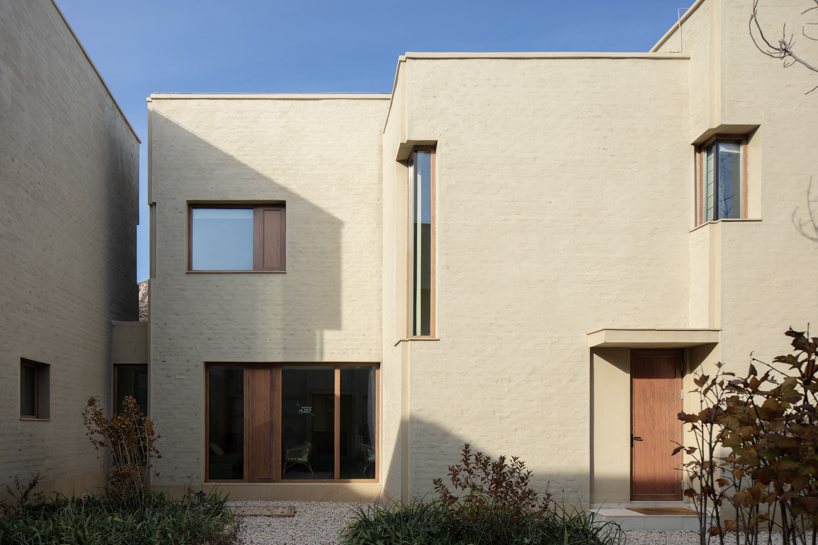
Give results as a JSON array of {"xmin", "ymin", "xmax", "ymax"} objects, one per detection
[
  {"xmin": 0, "ymin": 0, "xmax": 139, "ymax": 489},
  {"xmin": 148, "ymin": 97, "xmax": 389, "ymax": 485}
]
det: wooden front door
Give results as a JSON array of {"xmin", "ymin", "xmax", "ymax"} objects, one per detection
[{"xmin": 631, "ymin": 350, "xmax": 682, "ymax": 501}]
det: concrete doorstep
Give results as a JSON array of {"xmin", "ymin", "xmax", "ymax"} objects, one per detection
[{"xmin": 590, "ymin": 502, "xmax": 708, "ymax": 531}]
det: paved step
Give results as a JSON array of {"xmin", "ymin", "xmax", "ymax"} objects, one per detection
[
  {"xmin": 590, "ymin": 501, "xmax": 690, "ymax": 510},
  {"xmin": 591, "ymin": 507, "xmax": 706, "ymax": 531}
]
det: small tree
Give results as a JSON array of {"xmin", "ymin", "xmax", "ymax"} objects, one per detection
[
  {"xmin": 678, "ymin": 329, "xmax": 818, "ymax": 545},
  {"xmin": 83, "ymin": 395, "xmax": 160, "ymax": 505}
]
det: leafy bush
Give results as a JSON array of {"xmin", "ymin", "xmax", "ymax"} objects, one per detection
[
  {"xmin": 0, "ymin": 488, "xmax": 237, "ymax": 545},
  {"xmin": 678, "ymin": 328, "xmax": 818, "ymax": 545},
  {"xmin": 343, "ymin": 497, "xmax": 623, "ymax": 545},
  {"xmin": 344, "ymin": 445, "xmax": 623, "ymax": 545},
  {"xmin": 83, "ymin": 395, "xmax": 161, "ymax": 504}
]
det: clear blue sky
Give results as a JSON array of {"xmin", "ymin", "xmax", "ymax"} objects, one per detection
[{"xmin": 56, "ymin": 0, "xmax": 690, "ymax": 282}]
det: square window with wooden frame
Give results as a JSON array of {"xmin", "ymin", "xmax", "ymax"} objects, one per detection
[
  {"xmin": 188, "ymin": 204, "xmax": 285, "ymax": 272},
  {"xmin": 696, "ymin": 136, "xmax": 747, "ymax": 225},
  {"xmin": 407, "ymin": 147, "xmax": 436, "ymax": 338}
]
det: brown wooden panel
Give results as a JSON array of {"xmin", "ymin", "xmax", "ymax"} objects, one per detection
[
  {"xmin": 248, "ymin": 365, "xmax": 275, "ymax": 482},
  {"xmin": 261, "ymin": 207, "xmax": 285, "ymax": 271},
  {"xmin": 631, "ymin": 351, "xmax": 682, "ymax": 501}
]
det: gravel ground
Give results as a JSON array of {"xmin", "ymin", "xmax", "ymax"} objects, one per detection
[
  {"xmin": 625, "ymin": 531, "xmax": 788, "ymax": 545},
  {"xmin": 228, "ymin": 500, "xmax": 362, "ymax": 545},
  {"xmin": 228, "ymin": 501, "xmax": 797, "ymax": 545},
  {"xmin": 625, "ymin": 532, "xmax": 705, "ymax": 545}
]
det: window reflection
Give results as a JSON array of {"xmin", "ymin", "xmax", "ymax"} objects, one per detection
[
  {"xmin": 191, "ymin": 208, "xmax": 253, "ymax": 270},
  {"xmin": 340, "ymin": 367, "xmax": 377, "ymax": 479}
]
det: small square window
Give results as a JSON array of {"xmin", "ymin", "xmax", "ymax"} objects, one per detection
[
  {"xmin": 697, "ymin": 137, "xmax": 747, "ymax": 224},
  {"xmin": 20, "ymin": 359, "xmax": 50, "ymax": 419},
  {"xmin": 189, "ymin": 204, "xmax": 285, "ymax": 271}
]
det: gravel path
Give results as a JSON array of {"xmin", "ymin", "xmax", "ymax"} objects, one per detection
[
  {"xmin": 229, "ymin": 500, "xmax": 362, "ymax": 545},
  {"xmin": 228, "ymin": 501, "xmax": 795, "ymax": 545}
]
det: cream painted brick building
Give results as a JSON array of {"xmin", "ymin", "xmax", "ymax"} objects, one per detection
[
  {"xmin": 0, "ymin": 0, "xmax": 140, "ymax": 495},
  {"xmin": 4, "ymin": 0, "xmax": 817, "ymax": 521},
  {"xmin": 144, "ymin": 0, "xmax": 818, "ymax": 510}
]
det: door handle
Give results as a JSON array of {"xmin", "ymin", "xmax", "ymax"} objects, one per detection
[{"xmin": 631, "ymin": 435, "xmax": 643, "ymax": 447}]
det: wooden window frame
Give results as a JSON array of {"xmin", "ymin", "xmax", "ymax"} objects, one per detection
[
  {"xmin": 187, "ymin": 203, "xmax": 286, "ymax": 272},
  {"xmin": 695, "ymin": 135, "xmax": 748, "ymax": 225},
  {"xmin": 20, "ymin": 361, "xmax": 39, "ymax": 419},
  {"xmin": 204, "ymin": 362, "xmax": 380, "ymax": 484},
  {"xmin": 113, "ymin": 364, "xmax": 148, "ymax": 416},
  {"xmin": 407, "ymin": 146, "xmax": 437, "ymax": 339}
]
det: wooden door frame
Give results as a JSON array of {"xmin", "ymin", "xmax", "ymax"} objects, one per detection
[{"xmin": 630, "ymin": 349, "xmax": 683, "ymax": 501}]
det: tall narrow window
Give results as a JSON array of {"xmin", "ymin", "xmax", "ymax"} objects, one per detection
[
  {"xmin": 20, "ymin": 359, "xmax": 49, "ymax": 419},
  {"xmin": 408, "ymin": 148, "xmax": 435, "ymax": 337},
  {"xmin": 20, "ymin": 362, "xmax": 38, "ymax": 418},
  {"xmin": 698, "ymin": 138, "xmax": 745, "ymax": 223}
]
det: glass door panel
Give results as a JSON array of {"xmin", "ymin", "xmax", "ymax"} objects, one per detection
[{"xmin": 281, "ymin": 366, "xmax": 335, "ymax": 480}]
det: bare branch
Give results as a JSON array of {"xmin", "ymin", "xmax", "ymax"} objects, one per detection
[{"xmin": 750, "ymin": 0, "xmax": 818, "ymax": 87}]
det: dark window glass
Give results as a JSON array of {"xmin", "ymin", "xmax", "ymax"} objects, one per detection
[
  {"xmin": 410, "ymin": 150, "xmax": 433, "ymax": 336},
  {"xmin": 20, "ymin": 364, "xmax": 36, "ymax": 417},
  {"xmin": 281, "ymin": 366, "xmax": 335, "ymax": 480},
  {"xmin": 115, "ymin": 366, "xmax": 148, "ymax": 415},
  {"xmin": 340, "ymin": 367, "xmax": 377, "ymax": 479},
  {"xmin": 208, "ymin": 366, "xmax": 244, "ymax": 480}
]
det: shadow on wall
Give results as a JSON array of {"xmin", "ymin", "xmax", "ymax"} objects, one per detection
[
  {"xmin": 151, "ymin": 109, "xmax": 350, "ymax": 362},
  {"xmin": 383, "ymin": 414, "xmax": 590, "ymax": 506}
]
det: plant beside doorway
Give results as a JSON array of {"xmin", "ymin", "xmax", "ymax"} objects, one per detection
[{"xmin": 676, "ymin": 328, "xmax": 818, "ymax": 545}]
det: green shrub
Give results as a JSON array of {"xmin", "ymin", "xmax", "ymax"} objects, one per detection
[
  {"xmin": 344, "ymin": 444, "xmax": 623, "ymax": 545},
  {"xmin": 342, "ymin": 497, "xmax": 624, "ymax": 545},
  {"xmin": 0, "ymin": 489, "xmax": 237, "ymax": 545}
]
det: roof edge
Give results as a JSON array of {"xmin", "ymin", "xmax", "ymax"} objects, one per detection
[
  {"xmin": 650, "ymin": 0, "xmax": 707, "ymax": 53},
  {"xmin": 403, "ymin": 52, "xmax": 690, "ymax": 60},
  {"xmin": 150, "ymin": 93, "xmax": 391, "ymax": 100},
  {"xmin": 50, "ymin": 0, "xmax": 140, "ymax": 143}
]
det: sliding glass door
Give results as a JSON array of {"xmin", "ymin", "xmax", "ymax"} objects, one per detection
[{"xmin": 206, "ymin": 363, "xmax": 378, "ymax": 483}]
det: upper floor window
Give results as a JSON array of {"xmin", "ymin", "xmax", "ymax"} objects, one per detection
[
  {"xmin": 189, "ymin": 204, "xmax": 285, "ymax": 272},
  {"xmin": 697, "ymin": 137, "xmax": 746, "ymax": 224},
  {"xmin": 408, "ymin": 148, "xmax": 435, "ymax": 337}
]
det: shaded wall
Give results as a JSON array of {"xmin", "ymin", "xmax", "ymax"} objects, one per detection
[{"xmin": 0, "ymin": 0, "xmax": 139, "ymax": 492}]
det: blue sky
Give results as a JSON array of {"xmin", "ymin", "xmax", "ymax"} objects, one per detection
[{"xmin": 56, "ymin": 0, "xmax": 690, "ymax": 282}]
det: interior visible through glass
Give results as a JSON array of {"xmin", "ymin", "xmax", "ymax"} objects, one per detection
[
  {"xmin": 717, "ymin": 142, "xmax": 742, "ymax": 219},
  {"xmin": 115, "ymin": 366, "xmax": 148, "ymax": 415},
  {"xmin": 281, "ymin": 366, "xmax": 335, "ymax": 479},
  {"xmin": 208, "ymin": 366, "xmax": 244, "ymax": 480},
  {"xmin": 412, "ymin": 150, "xmax": 432, "ymax": 336},
  {"xmin": 339, "ymin": 367, "xmax": 377, "ymax": 479},
  {"xmin": 20, "ymin": 364, "xmax": 36, "ymax": 416},
  {"xmin": 192, "ymin": 208, "xmax": 253, "ymax": 270}
]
